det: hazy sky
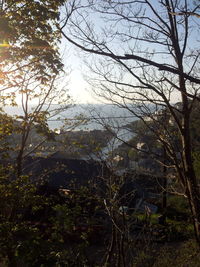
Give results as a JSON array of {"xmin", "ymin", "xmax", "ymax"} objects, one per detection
[
  {"xmin": 60, "ymin": 39, "xmax": 99, "ymax": 104},
  {"xmin": 59, "ymin": 0, "xmax": 198, "ymax": 105},
  {"xmin": 59, "ymin": 1, "xmax": 170, "ymax": 105},
  {"xmin": 60, "ymin": 1, "xmax": 107, "ymax": 104}
]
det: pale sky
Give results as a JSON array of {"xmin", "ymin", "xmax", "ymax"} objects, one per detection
[
  {"xmin": 60, "ymin": 39, "xmax": 100, "ymax": 104},
  {"xmin": 59, "ymin": 0, "xmax": 198, "ymax": 105},
  {"xmin": 67, "ymin": 69, "xmax": 98, "ymax": 104}
]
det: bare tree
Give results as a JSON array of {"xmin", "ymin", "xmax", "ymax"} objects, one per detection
[{"xmin": 59, "ymin": 0, "xmax": 200, "ymax": 244}]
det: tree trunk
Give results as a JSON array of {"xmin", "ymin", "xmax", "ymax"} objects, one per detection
[
  {"xmin": 16, "ymin": 150, "xmax": 23, "ymax": 177},
  {"xmin": 175, "ymin": 33, "xmax": 200, "ymax": 244},
  {"xmin": 185, "ymin": 166, "xmax": 200, "ymax": 244},
  {"xmin": 104, "ymin": 225, "xmax": 116, "ymax": 266},
  {"xmin": 182, "ymin": 99, "xmax": 200, "ymax": 245}
]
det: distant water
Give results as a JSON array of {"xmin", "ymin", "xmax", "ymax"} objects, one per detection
[
  {"xmin": 4, "ymin": 104, "xmax": 137, "ymax": 132},
  {"xmin": 4, "ymin": 104, "xmax": 138, "ymax": 156}
]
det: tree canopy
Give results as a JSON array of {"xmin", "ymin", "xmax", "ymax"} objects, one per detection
[{"xmin": 0, "ymin": 0, "xmax": 65, "ymax": 88}]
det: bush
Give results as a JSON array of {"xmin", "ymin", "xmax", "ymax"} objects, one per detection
[
  {"xmin": 153, "ymin": 240, "xmax": 200, "ymax": 267},
  {"xmin": 166, "ymin": 195, "xmax": 190, "ymax": 221}
]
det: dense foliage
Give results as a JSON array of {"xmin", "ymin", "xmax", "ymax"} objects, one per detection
[{"xmin": 0, "ymin": 0, "xmax": 64, "ymax": 87}]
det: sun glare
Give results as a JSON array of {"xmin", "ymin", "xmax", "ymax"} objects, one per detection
[{"xmin": 0, "ymin": 43, "xmax": 10, "ymax": 48}]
